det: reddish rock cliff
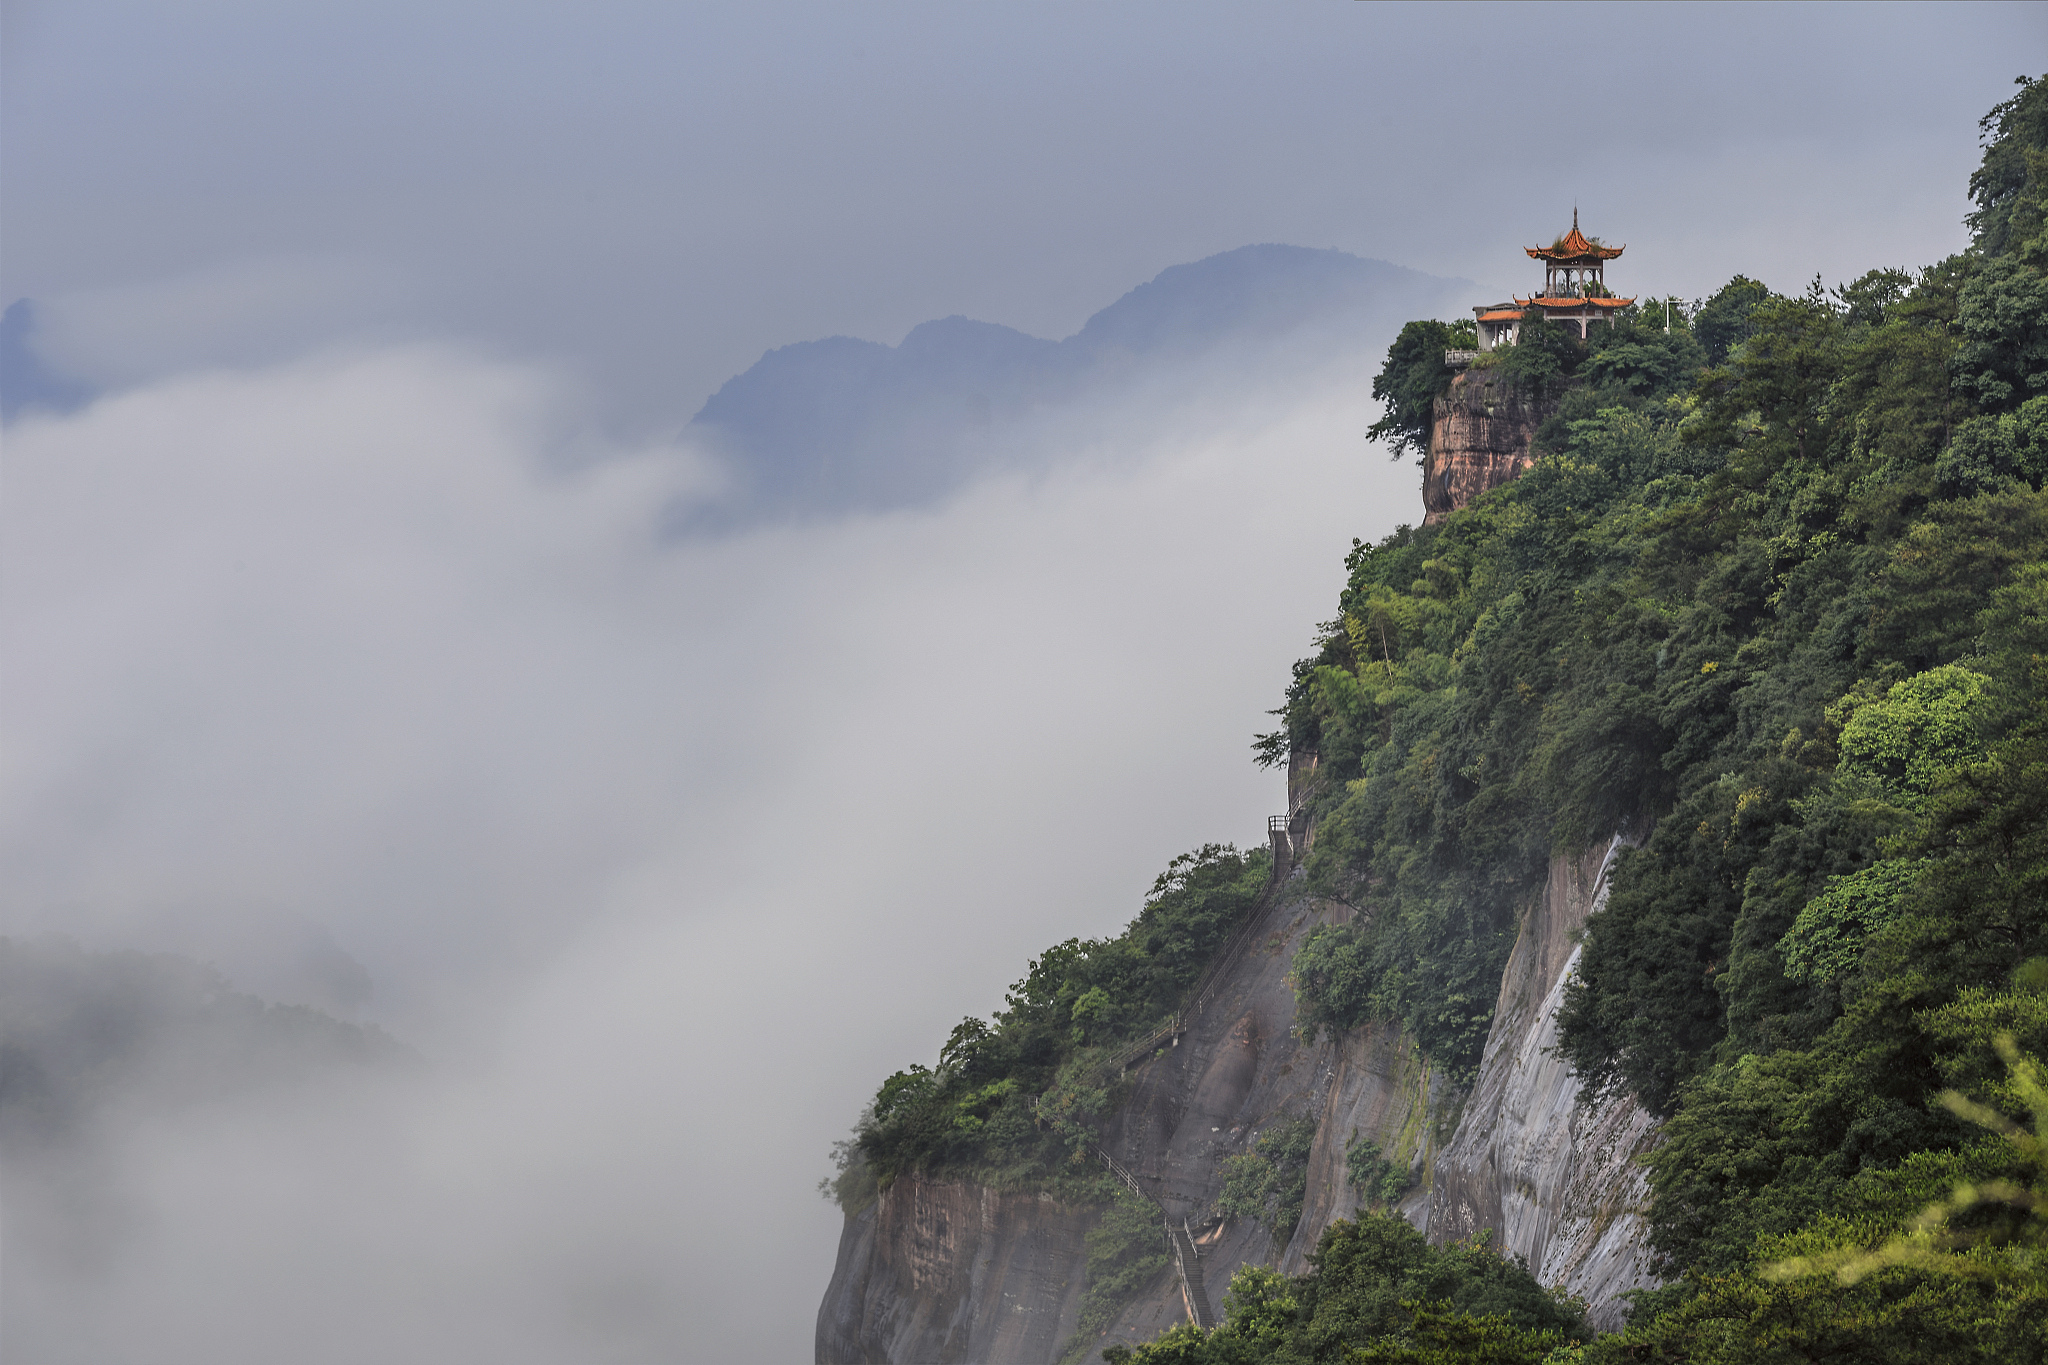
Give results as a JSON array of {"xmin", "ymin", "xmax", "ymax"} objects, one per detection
[{"xmin": 1422, "ymin": 369, "xmax": 1552, "ymax": 524}]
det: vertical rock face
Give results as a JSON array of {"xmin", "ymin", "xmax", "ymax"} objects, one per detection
[
  {"xmin": 1093, "ymin": 889, "xmax": 1353, "ymax": 1353},
  {"xmin": 1422, "ymin": 370, "xmax": 1552, "ymax": 524},
  {"xmin": 817, "ymin": 885, "xmax": 1364, "ymax": 1365},
  {"xmin": 817, "ymin": 835, "xmax": 1664, "ymax": 1361},
  {"xmin": 1425, "ymin": 838, "xmax": 1661, "ymax": 1331},
  {"xmin": 1275, "ymin": 1019, "xmax": 1439, "ymax": 1276},
  {"xmin": 814, "ymin": 1178, "xmax": 1095, "ymax": 1365}
]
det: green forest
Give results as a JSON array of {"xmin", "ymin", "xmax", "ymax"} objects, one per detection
[{"xmin": 832, "ymin": 74, "xmax": 2048, "ymax": 1364}]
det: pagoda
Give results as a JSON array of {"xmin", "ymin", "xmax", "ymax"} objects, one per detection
[{"xmin": 1470, "ymin": 211, "xmax": 1634, "ymax": 351}]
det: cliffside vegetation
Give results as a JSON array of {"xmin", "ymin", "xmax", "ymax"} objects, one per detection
[
  {"xmin": 1366, "ymin": 318, "xmax": 1478, "ymax": 458},
  {"xmin": 1217, "ymin": 1115, "xmax": 1319, "ymax": 1235},
  {"xmin": 1276, "ymin": 294, "xmax": 1710, "ymax": 1085},
  {"xmin": 1224, "ymin": 71, "xmax": 2048, "ymax": 1361},
  {"xmin": 827, "ymin": 842, "xmax": 1271, "ymax": 1208},
  {"xmin": 1103, "ymin": 1214, "xmax": 1588, "ymax": 1365}
]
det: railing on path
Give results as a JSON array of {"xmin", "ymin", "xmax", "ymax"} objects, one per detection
[
  {"xmin": 1093, "ymin": 1146, "xmax": 1214, "ymax": 1332},
  {"xmin": 1093, "ymin": 1146, "xmax": 1148, "ymax": 1204},
  {"xmin": 1111, "ymin": 869, "xmax": 1286, "ymax": 1075},
  {"xmin": 1169, "ymin": 1219, "xmax": 1217, "ymax": 1329}
]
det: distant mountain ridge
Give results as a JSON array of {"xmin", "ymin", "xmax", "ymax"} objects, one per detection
[
  {"xmin": 680, "ymin": 245, "xmax": 1468, "ymax": 529},
  {"xmin": 0, "ymin": 300, "xmax": 94, "ymax": 422}
]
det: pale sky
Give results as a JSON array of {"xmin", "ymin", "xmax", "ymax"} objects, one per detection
[
  {"xmin": 6, "ymin": 2, "xmax": 2039, "ymax": 429},
  {"xmin": 3, "ymin": 5, "xmax": 2042, "ymax": 1363}
]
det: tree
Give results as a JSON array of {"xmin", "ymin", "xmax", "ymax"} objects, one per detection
[
  {"xmin": 1967, "ymin": 74, "xmax": 2048, "ymax": 258},
  {"xmin": 1953, "ymin": 255, "xmax": 2048, "ymax": 414},
  {"xmin": 1953, "ymin": 73, "xmax": 2048, "ymax": 418},
  {"xmin": 1692, "ymin": 275, "xmax": 1773, "ymax": 365},
  {"xmin": 1834, "ymin": 664, "xmax": 1992, "ymax": 806},
  {"xmin": 1369, "ymin": 319, "xmax": 1476, "ymax": 460},
  {"xmin": 1492, "ymin": 312, "xmax": 1581, "ymax": 397}
]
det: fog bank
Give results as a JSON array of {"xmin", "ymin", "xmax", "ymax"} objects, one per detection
[{"xmin": 3, "ymin": 331, "xmax": 1419, "ymax": 1362}]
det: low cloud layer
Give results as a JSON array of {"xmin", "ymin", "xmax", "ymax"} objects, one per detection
[{"xmin": 2, "ymin": 328, "xmax": 1421, "ymax": 1361}]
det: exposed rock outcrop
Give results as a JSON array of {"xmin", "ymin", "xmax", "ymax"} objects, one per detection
[
  {"xmin": 1422, "ymin": 369, "xmax": 1552, "ymax": 524},
  {"xmin": 1275, "ymin": 1018, "xmax": 1439, "ymax": 1275},
  {"xmin": 815, "ymin": 1179, "xmax": 1095, "ymax": 1365},
  {"xmin": 817, "ymin": 883, "xmax": 1363, "ymax": 1364},
  {"xmin": 1424, "ymin": 837, "xmax": 1660, "ymax": 1331},
  {"xmin": 817, "ymin": 831, "xmax": 1664, "ymax": 1362}
]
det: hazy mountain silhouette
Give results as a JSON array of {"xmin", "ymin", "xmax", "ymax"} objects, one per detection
[
  {"xmin": 0, "ymin": 300, "xmax": 94, "ymax": 422},
  {"xmin": 678, "ymin": 245, "xmax": 1468, "ymax": 529}
]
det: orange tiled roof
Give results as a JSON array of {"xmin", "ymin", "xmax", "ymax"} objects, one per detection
[
  {"xmin": 1526, "ymin": 210, "xmax": 1625, "ymax": 262},
  {"xmin": 1477, "ymin": 309, "xmax": 1525, "ymax": 321},
  {"xmin": 1514, "ymin": 295, "xmax": 1635, "ymax": 309}
]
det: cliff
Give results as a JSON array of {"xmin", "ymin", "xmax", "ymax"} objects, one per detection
[
  {"xmin": 1420, "ymin": 368, "xmax": 1551, "ymax": 525},
  {"xmin": 816, "ymin": 1180, "xmax": 1095, "ymax": 1364},
  {"xmin": 821, "ymin": 93, "xmax": 2048, "ymax": 1357},
  {"xmin": 816, "ymin": 814, "xmax": 1663, "ymax": 1361},
  {"xmin": 1420, "ymin": 836, "xmax": 1660, "ymax": 1331}
]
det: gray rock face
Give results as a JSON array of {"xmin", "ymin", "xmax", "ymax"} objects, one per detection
[
  {"xmin": 1424, "ymin": 837, "xmax": 1661, "ymax": 1331},
  {"xmin": 816, "ymin": 836, "xmax": 1665, "ymax": 1361},
  {"xmin": 815, "ymin": 1177, "xmax": 1094, "ymax": 1365},
  {"xmin": 1274, "ymin": 1016, "xmax": 1438, "ymax": 1276}
]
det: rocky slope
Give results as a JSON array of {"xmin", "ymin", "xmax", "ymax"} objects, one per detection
[
  {"xmin": 816, "ymin": 1179, "xmax": 1096, "ymax": 1364},
  {"xmin": 1421, "ymin": 368, "xmax": 1552, "ymax": 525},
  {"xmin": 816, "ymin": 794, "xmax": 1663, "ymax": 1361}
]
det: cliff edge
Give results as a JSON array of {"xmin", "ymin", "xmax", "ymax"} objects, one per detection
[{"xmin": 1421, "ymin": 368, "xmax": 1551, "ymax": 525}]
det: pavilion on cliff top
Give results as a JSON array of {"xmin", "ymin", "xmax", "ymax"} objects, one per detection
[{"xmin": 1468, "ymin": 211, "xmax": 1634, "ymax": 352}]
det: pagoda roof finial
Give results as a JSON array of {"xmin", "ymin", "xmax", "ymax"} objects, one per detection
[{"xmin": 1527, "ymin": 211, "xmax": 1624, "ymax": 262}]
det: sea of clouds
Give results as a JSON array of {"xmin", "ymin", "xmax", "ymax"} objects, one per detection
[{"xmin": 3, "ymin": 327, "xmax": 1424, "ymax": 1362}]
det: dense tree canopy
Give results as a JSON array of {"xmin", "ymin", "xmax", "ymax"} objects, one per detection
[
  {"xmin": 827, "ymin": 842, "xmax": 1272, "ymax": 1212},
  {"xmin": 1367, "ymin": 318, "xmax": 1478, "ymax": 460}
]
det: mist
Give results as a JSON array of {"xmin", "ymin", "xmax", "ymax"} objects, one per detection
[{"xmin": 2, "ymin": 327, "xmax": 1425, "ymax": 1361}]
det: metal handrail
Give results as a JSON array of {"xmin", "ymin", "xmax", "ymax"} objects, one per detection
[
  {"xmin": 1094, "ymin": 1145, "xmax": 1211, "ymax": 1328},
  {"xmin": 1093, "ymin": 1147, "xmax": 1147, "ymax": 1203},
  {"xmin": 1286, "ymin": 778, "xmax": 1324, "ymax": 822},
  {"xmin": 1112, "ymin": 889, "xmax": 1276, "ymax": 1075},
  {"xmin": 1166, "ymin": 1216, "xmax": 1216, "ymax": 1329}
]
